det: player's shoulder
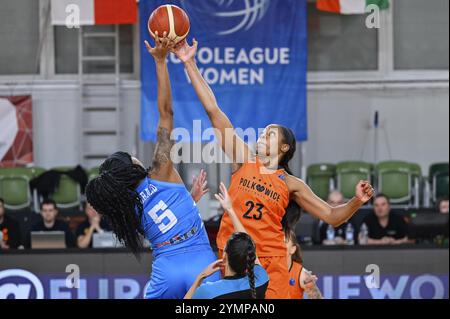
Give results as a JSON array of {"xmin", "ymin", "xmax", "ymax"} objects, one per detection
[
  {"xmin": 285, "ymin": 174, "xmax": 308, "ymax": 191},
  {"xmin": 254, "ymin": 265, "xmax": 269, "ymax": 285}
]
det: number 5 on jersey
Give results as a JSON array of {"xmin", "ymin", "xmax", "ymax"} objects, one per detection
[{"xmin": 148, "ymin": 200, "xmax": 178, "ymax": 234}]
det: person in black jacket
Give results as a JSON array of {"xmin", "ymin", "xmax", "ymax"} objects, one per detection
[
  {"xmin": 25, "ymin": 199, "xmax": 75, "ymax": 248},
  {"xmin": 364, "ymin": 194, "xmax": 409, "ymax": 245},
  {"xmin": 0, "ymin": 198, "xmax": 22, "ymax": 249}
]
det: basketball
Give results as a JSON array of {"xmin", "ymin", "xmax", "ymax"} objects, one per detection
[{"xmin": 148, "ymin": 5, "xmax": 190, "ymax": 44}]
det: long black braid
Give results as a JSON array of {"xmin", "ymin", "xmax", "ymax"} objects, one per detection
[
  {"xmin": 225, "ymin": 232, "xmax": 258, "ymax": 299},
  {"xmin": 85, "ymin": 152, "xmax": 148, "ymax": 256},
  {"xmin": 278, "ymin": 126, "xmax": 303, "ymax": 231},
  {"xmin": 246, "ymin": 240, "xmax": 257, "ymax": 299}
]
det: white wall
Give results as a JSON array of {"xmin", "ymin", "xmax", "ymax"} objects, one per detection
[
  {"xmin": 304, "ymin": 85, "xmax": 449, "ymax": 175},
  {"xmin": 0, "ymin": 82, "xmax": 141, "ymax": 169}
]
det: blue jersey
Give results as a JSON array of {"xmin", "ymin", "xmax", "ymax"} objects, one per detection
[
  {"xmin": 137, "ymin": 177, "xmax": 211, "ymax": 257},
  {"xmin": 192, "ymin": 265, "xmax": 269, "ymax": 299}
]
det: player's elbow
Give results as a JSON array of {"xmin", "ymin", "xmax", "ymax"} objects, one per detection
[{"xmin": 326, "ymin": 213, "xmax": 345, "ymax": 228}]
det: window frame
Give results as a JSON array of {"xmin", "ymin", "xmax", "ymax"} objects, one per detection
[
  {"xmin": 0, "ymin": 0, "xmax": 447, "ymax": 86},
  {"xmin": 308, "ymin": 1, "xmax": 449, "ymax": 84},
  {"xmin": 0, "ymin": 0, "xmax": 139, "ymax": 83}
]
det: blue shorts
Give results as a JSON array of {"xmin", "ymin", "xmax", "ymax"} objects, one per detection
[{"xmin": 144, "ymin": 245, "xmax": 220, "ymax": 299}]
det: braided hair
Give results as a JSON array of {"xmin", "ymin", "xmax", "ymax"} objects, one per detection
[
  {"xmin": 225, "ymin": 232, "xmax": 258, "ymax": 299},
  {"xmin": 85, "ymin": 152, "xmax": 148, "ymax": 256}
]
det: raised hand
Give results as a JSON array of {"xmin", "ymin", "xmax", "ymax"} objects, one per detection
[
  {"xmin": 171, "ymin": 38, "xmax": 198, "ymax": 63},
  {"xmin": 144, "ymin": 31, "xmax": 175, "ymax": 63},
  {"xmin": 355, "ymin": 180, "xmax": 375, "ymax": 203},
  {"xmin": 191, "ymin": 169, "xmax": 209, "ymax": 203},
  {"xmin": 200, "ymin": 259, "xmax": 225, "ymax": 279},
  {"xmin": 215, "ymin": 182, "xmax": 233, "ymax": 212}
]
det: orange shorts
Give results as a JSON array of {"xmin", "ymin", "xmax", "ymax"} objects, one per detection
[{"xmin": 218, "ymin": 249, "xmax": 290, "ymax": 299}]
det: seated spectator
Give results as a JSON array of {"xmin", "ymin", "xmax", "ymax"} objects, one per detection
[
  {"xmin": 437, "ymin": 197, "xmax": 449, "ymax": 214},
  {"xmin": 364, "ymin": 194, "xmax": 409, "ymax": 245},
  {"xmin": 25, "ymin": 199, "xmax": 75, "ymax": 248},
  {"xmin": 319, "ymin": 191, "xmax": 357, "ymax": 245},
  {"xmin": 76, "ymin": 203, "xmax": 111, "ymax": 249},
  {"xmin": 0, "ymin": 197, "xmax": 22, "ymax": 250}
]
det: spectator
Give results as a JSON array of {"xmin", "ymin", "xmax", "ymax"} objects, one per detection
[
  {"xmin": 437, "ymin": 197, "xmax": 449, "ymax": 214},
  {"xmin": 26, "ymin": 199, "xmax": 75, "ymax": 248},
  {"xmin": 76, "ymin": 203, "xmax": 111, "ymax": 249},
  {"xmin": 363, "ymin": 194, "xmax": 409, "ymax": 245},
  {"xmin": 319, "ymin": 191, "xmax": 357, "ymax": 245},
  {"xmin": 0, "ymin": 198, "xmax": 22, "ymax": 249}
]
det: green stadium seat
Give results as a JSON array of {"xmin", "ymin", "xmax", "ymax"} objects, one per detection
[
  {"xmin": 49, "ymin": 167, "xmax": 82, "ymax": 210},
  {"xmin": 409, "ymin": 163, "xmax": 423, "ymax": 207},
  {"xmin": 336, "ymin": 161, "xmax": 373, "ymax": 201},
  {"xmin": 429, "ymin": 163, "xmax": 449, "ymax": 204},
  {"xmin": 0, "ymin": 167, "xmax": 33, "ymax": 210},
  {"xmin": 307, "ymin": 163, "xmax": 336, "ymax": 201},
  {"xmin": 88, "ymin": 167, "xmax": 100, "ymax": 181},
  {"xmin": 375, "ymin": 161, "xmax": 415, "ymax": 206},
  {"xmin": 27, "ymin": 167, "xmax": 47, "ymax": 213}
]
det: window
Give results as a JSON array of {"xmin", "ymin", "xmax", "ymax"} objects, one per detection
[
  {"xmin": 307, "ymin": 3, "xmax": 378, "ymax": 71},
  {"xmin": 394, "ymin": 0, "xmax": 449, "ymax": 70},
  {"xmin": 54, "ymin": 25, "xmax": 134, "ymax": 74},
  {"xmin": 0, "ymin": 0, "xmax": 40, "ymax": 75}
]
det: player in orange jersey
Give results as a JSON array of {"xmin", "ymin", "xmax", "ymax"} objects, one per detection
[
  {"xmin": 286, "ymin": 230, "xmax": 323, "ymax": 299},
  {"xmin": 172, "ymin": 39, "xmax": 375, "ymax": 299}
]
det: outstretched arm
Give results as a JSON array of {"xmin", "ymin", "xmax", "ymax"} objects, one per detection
[
  {"xmin": 215, "ymin": 182, "xmax": 261, "ymax": 266},
  {"xmin": 288, "ymin": 177, "xmax": 374, "ymax": 227},
  {"xmin": 184, "ymin": 259, "xmax": 224, "ymax": 299},
  {"xmin": 145, "ymin": 33, "xmax": 182, "ymax": 183},
  {"xmin": 172, "ymin": 40, "xmax": 253, "ymax": 167}
]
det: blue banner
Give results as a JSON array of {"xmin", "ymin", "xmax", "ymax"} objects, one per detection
[
  {"xmin": 1, "ymin": 269, "xmax": 447, "ymax": 299},
  {"xmin": 140, "ymin": 0, "xmax": 308, "ymax": 142}
]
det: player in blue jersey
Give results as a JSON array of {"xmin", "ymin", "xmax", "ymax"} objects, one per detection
[{"xmin": 85, "ymin": 32, "xmax": 220, "ymax": 299}]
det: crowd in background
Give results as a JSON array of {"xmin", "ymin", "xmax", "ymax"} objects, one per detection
[
  {"xmin": 0, "ymin": 198, "xmax": 110, "ymax": 250},
  {"xmin": 1, "ymin": 193, "xmax": 448, "ymax": 251}
]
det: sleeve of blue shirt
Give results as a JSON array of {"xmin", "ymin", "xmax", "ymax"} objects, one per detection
[
  {"xmin": 254, "ymin": 265, "xmax": 269, "ymax": 286},
  {"xmin": 192, "ymin": 284, "xmax": 213, "ymax": 299}
]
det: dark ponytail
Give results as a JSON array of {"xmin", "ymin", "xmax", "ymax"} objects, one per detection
[
  {"xmin": 278, "ymin": 126, "xmax": 296, "ymax": 175},
  {"xmin": 85, "ymin": 152, "xmax": 148, "ymax": 256},
  {"xmin": 277, "ymin": 126, "xmax": 302, "ymax": 232},
  {"xmin": 246, "ymin": 240, "xmax": 257, "ymax": 299},
  {"xmin": 225, "ymin": 232, "xmax": 258, "ymax": 299}
]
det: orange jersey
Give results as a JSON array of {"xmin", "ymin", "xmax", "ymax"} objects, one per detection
[
  {"xmin": 216, "ymin": 158, "xmax": 290, "ymax": 257},
  {"xmin": 289, "ymin": 261, "xmax": 304, "ymax": 299}
]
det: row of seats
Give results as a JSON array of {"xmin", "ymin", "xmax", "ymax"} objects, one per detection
[
  {"xmin": 0, "ymin": 166, "xmax": 99, "ymax": 212},
  {"xmin": 307, "ymin": 161, "xmax": 449, "ymax": 208},
  {"xmin": 2, "ymin": 161, "xmax": 448, "ymax": 211}
]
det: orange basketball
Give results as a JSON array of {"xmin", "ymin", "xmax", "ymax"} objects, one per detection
[{"xmin": 148, "ymin": 5, "xmax": 190, "ymax": 44}]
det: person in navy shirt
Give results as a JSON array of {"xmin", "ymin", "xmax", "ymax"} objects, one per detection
[{"xmin": 185, "ymin": 183, "xmax": 269, "ymax": 299}]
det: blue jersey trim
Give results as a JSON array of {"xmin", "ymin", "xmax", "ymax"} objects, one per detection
[
  {"xmin": 147, "ymin": 178, "xmax": 186, "ymax": 188},
  {"xmin": 192, "ymin": 265, "xmax": 269, "ymax": 299}
]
